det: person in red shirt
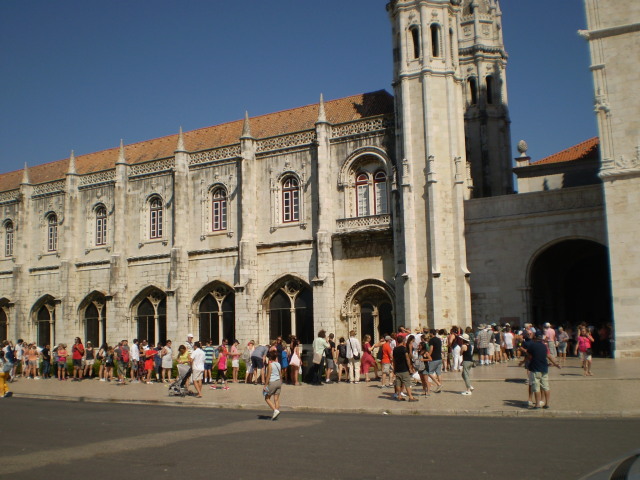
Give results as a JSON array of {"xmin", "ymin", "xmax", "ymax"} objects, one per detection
[
  {"xmin": 72, "ymin": 337, "xmax": 85, "ymax": 381},
  {"xmin": 379, "ymin": 336, "xmax": 394, "ymax": 388}
]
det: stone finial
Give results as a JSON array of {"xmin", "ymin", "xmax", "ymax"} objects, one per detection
[
  {"xmin": 21, "ymin": 162, "xmax": 30, "ymax": 184},
  {"xmin": 241, "ymin": 111, "xmax": 253, "ymax": 139},
  {"xmin": 517, "ymin": 140, "xmax": 528, "ymax": 157},
  {"xmin": 117, "ymin": 139, "xmax": 127, "ymax": 165},
  {"xmin": 316, "ymin": 93, "xmax": 327, "ymax": 124},
  {"xmin": 176, "ymin": 126, "xmax": 186, "ymax": 152},
  {"xmin": 67, "ymin": 150, "xmax": 77, "ymax": 175}
]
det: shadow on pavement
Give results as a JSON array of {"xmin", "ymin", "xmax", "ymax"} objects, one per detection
[{"xmin": 503, "ymin": 399, "xmax": 529, "ymax": 409}]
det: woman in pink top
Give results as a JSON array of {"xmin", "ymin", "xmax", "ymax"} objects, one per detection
[
  {"xmin": 57, "ymin": 344, "xmax": 68, "ymax": 380},
  {"xmin": 230, "ymin": 340, "xmax": 241, "ymax": 383},
  {"xmin": 215, "ymin": 339, "xmax": 229, "ymax": 388},
  {"xmin": 574, "ymin": 326, "xmax": 594, "ymax": 376}
]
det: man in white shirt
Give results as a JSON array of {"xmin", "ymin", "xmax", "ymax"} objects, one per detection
[
  {"xmin": 346, "ymin": 330, "xmax": 362, "ymax": 384},
  {"xmin": 130, "ymin": 339, "xmax": 140, "ymax": 382},
  {"xmin": 185, "ymin": 334, "xmax": 195, "ymax": 353},
  {"xmin": 190, "ymin": 341, "xmax": 205, "ymax": 398}
]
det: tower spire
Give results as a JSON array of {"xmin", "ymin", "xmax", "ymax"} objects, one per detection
[
  {"xmin": 176, "ymin": 126, "xmax": 186, "ymax": 152},
  {"xmin": 241, "ymin": 111, "xmax": 253, "ymax": 139},
  {"xmin": 316, "ymin": 93, "xmax": 327, "ymax": 124},
  {"xmin": 67, "ymin": 150, "xmax": 77, "ymax": 175},
  {"xmin": 21, "ymin": 162, "xmax": 30, "ymax": 184},
  {"xmin": 117, "ymin": 139, "xmax": 127, "ymax": 165}
]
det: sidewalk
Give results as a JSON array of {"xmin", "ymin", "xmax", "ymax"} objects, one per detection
[{"xmin": 6, "ymin": 358, "xmax": 640, "ymax": 417}]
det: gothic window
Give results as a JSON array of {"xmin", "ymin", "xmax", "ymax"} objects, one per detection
[
  {"xmin": 47, "ymin": 214, "xmax": 58, "ymax": 252},
  {"xmin": 0, "ymin": 307, "xmax": 7, "ymax": 344},
  {"xmin": 356, "ymin": 172, "xmax": 370, "ymax": 217},
  {"xmin": 211, "ymin": 187, "xmax": 227, "ymax": 231},
  {"xmin": 468, "ymin": 77, "xmax": 478, "ymax": 105},
  {"xmin": 282, "ymin": 176, "xmax": 300, "ymax": 223},
  {"xmin": 486, "ymin": 75, "xmax": 495, "ymax": 104},
  {"xmin": 4, "ymin": 221, "xmax": 14, "ymax": 257},
  {"xmin": 136, "ymin": 296, "xmax": 166, "ymax": 345},
  {"xmin": 149, "ymin": 197, "xmax": 163, "ymax": 239},
  {"xmin": 374, "ymin": 171, "xmax": 388, "ymax": 214},
  {"xmin": 430, "ymin": 24, "xmax": 441, "ymax": 57},
  {"xmin": 199, "ymin": 289, "xmax": 235, "ymax": 345},
  {"xmin": 95, "ymin": 206, "xmax": 107, "ymax": 246},
  {"xmin": 409, "ymin": 25, "xmax": 421, "ymax": 59},
  {"xmin": 37, "ymin": 304, "xmax": 53, "ymax": 347}
]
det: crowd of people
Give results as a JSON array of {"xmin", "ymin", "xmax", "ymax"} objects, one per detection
[{"xmin": 0, "ymin": 321, "xmax": 599, "ymax": 413}]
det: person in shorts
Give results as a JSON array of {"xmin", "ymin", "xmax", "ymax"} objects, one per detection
[
  {"xmin": 392, "ymin": 335, "xmax": 418, "ymax": 402},
  {"xmin": 71, "ymin": 337, "xmax": 85, "ymax": 381},
  {"xmin": 202, "ymin": 340, "xmax": 215, "ymax": 384},
  {"xmin": 526, "ymin": 332, "xmax": 561, "ymax": 409},
  {"xmin": 190, "ymin": 341, "xmax": 205, "ymax": 397},
  {"xmin": 263, "ymin": 350, "xmax": 283, "ymax": 420},
  {"xmin": 251, "ymin": 344, "xmax": 268, "ymax": 385},
  {"xmin": 427, "ymin": 330, "xmax": 443, "ymax": 392}
]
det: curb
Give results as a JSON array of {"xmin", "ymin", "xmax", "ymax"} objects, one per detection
[{"xmin": 12, "ymin": 392, "xmax": 640, "ymax": 418}]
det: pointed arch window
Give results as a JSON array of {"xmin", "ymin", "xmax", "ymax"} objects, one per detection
[
  {"xmin": 468, "ymin": 77, "xmax": 478, "ymax": 105},
  {"xmin": 5, "ymin": 221, "xmax": 14, "ymax": 257},
  {"xmin": 149, "ymin": 197, "xmax": 163, "ymax": 239},
  {"xmin": 47, "ymin": 214, "xmax": 58, "ymax": 252},
  {"xmin": 356, "ymin": 172, "xmax": 370, "ymax": 217},
  {"xmin": 374, "ymin": 171, "xmax": 389, "ymax": 214},
  {"xmin": 486, "ymin": 75, "xmax": 495, "ymax": 104},
  {"xmin": 282, "ymin": 176, "xmax": 300, "ymax": 223},
  {"xmin": 95, "ymin": 206, "xmax": 107, "ymax": 246},
  {"xmin": 211, "ymin": 187, "xmax": 227, "ymax": 231}
]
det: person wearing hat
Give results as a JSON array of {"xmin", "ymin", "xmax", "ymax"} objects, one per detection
[
  {"xmin": 543, "ymin": 322, "xmax": 557, "ymax": 358},
  {"xmin": 460, "ymin": 333, "xmax": 474, "ymax": 395},
  {"xmin": 185, "ymin": 334, "xmax": 194, "ymax": 353}
]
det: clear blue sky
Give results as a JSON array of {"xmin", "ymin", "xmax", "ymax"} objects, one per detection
[{"xmin": 0, "ymin": 0, "xmax": 595, "ymax": 176}]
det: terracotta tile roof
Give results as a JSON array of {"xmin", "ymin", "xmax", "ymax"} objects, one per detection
[
  {"xmin": 532, "ymin": 137, "xmax": 599, "ymax": 166},
  {"xmin": 0, "ymin": 90, "xmax": 394, "ymax": 193}
]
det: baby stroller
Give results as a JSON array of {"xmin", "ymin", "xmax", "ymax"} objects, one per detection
[{"xmin": 168, "ymin": 365, "xmax": 193, "ymax": 397}]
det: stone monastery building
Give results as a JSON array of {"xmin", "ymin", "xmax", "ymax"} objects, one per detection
[{"xmin": 1, "ymin": 0, "xmax": 639, "ymax": 356}]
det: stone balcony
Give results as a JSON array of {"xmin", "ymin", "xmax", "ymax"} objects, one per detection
[{"xmin": 335, "ymin": 214, "xmax": 392, "ymax": 234}]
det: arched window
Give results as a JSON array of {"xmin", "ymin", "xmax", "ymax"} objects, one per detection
[
  {"xmin": 468, "ymin": 77, "xmax": 478, "ymax": 105},
  {"xmin": 211, "ymin": 187, "xmax": 227, "ymax": 231},
  {"xmin": 5, "ymin": 221, "xmax": 14, "ymax": 257},
  {"xmin": 374, "ymin": 171, "xmax": 388, "ymax": 214},
  {"xmin": 282, "ymin": 176, "xmax": 300, "ymax": 223},
  {"xmin": 47, "ymin": 214, "xmax": 58, "ymax": 252},
  {"xmin": 95, "ymin": 206, "xmax": 107, "ymax": 246},
  {"xmin": 430, "ymin": 24, "xmax": 441, "ymax": 57},
  {"xmin": 356, "ymin": 173, "xmax": 370, "ymax": 217},
  {"xmin": 149, "ymin": 197, "xmax": 163, "ymax": 239},
  {"xmin": 37, "ymin": 304, "xmax": 53, "ymax": 347},
  {"xmin": 486, "ymin": 75, "xmax": 495, "ymax": 104},
  {"xmin": 409, "ymin": 25, "xmax": 420, "ymax": 59}
]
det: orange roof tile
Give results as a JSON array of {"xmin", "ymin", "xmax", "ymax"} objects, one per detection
[
  {"xmin": 532, "ymin": 137, "xmax": 599, "ymax": 166},
  {"xmin": 0, "ymin": 91, "xmax": 394, "ymax": 193}
]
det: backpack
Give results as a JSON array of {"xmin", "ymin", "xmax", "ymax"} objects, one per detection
[
  {"xmin": 122, "ymin": 348, "xmax": 130, "ymax": 363},
  {"xmin": 5, "ymin": 347, "xmax": 15, "ymax": 363},
  {"xmin": 337, "ymin": 344, "xmax": 347, "ymax": 359}
]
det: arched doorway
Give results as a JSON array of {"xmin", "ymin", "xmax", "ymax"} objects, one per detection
[
  {"xmin": 133, "ymin": 290, "xmax": 167, "ymax": 345},
  {"xmin": 264, "ymin": 278, "xmax": 313, "ymax": 344},
  {"xmin": 36, "ymin": 303, "xmax": 55, "ymax": 347},
  {"xmin": 342, "ymin": 280, "xmax": 395, "ymax": 343},
  {"xmin": 79, "ymin": 293, "xmax": 107, "ymax": 347},
  {"xmin": 530, "ymin": 239, "xmax": 612, "ymax": 352},
  {"xmin": 198, "ymin": 284, "xmax": 235, "ymax": 344},
  {"xmin": 0, "ymin": 306, "xmax": 7, "ymax": 343}
]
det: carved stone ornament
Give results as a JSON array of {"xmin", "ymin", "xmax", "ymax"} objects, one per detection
[{"xmin": 517, "ymin": 140, "xmax": 528, "ymax": 156}]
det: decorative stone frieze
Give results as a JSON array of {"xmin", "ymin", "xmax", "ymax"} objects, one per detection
[
  {"xmin": 32, "ymin": 181, "xmax": 65, "ymax": 197},
  {"xmin": 0, "ymin": 190, "xmax": 20, "ymax": 204},
  {"xmin": 79, "ymin": 170, "xmax": 116, "ymax": 188},
  {"xmin": 129, "ymin": 158, "xmax": 175, "ymax": 178},
  {"xmin": 336, "ymin": 214, "xmax": 391, "ymax": 232},
  {"xmin": 189, "ymin": 145, "xmax": 241, "ymax": 166},
  {"xmin": 256, "ymin": 131, "xmax": 316, "ymax": 154},
  {"xmin": 331, "ymin": 116, "xmax": 393, "ymax": 140}
]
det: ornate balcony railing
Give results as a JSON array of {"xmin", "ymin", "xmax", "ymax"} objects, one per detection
[{"xmin": 336, "ymin": 214, "xmax": 391, "ymax": 233}]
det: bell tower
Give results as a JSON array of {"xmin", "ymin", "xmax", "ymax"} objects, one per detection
[
  {"xmin": 458, "ymin": 0, "xmax": 513, "ymax": 197},
  {"xmin": 388, "ymin": 0, "xmax": 472, "ymax": 330}
]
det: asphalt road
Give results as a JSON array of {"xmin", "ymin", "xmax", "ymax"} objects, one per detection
[{"xmin": 2, "ymin": 399, "xmax": 639, "ymax": 479}]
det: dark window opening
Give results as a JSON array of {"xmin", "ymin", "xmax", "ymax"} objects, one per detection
[
  {"xmin": 410, "ymin": 26, "xmax": 420, "ymax": 59},
  {"xmin": 430, "ymin": 24, "xmax": 441, "ymax": 57},
  {"xmin": 468, "ymin": 77, "xmax": 478, "ymax": 105},
  {"xmin": 486, "ymin": 75, "xmax": 494, "ymax": 104}
]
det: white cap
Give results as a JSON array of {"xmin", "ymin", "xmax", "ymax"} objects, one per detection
[{"xmin": 187, "ymin": 333, "xmax": 194, "ymax": 338}]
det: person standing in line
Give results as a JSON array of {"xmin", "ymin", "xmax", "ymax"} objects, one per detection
[
  {"xmin": 14, "ymin": 340, "xmax": 24, "ymax": 378},
  {"xmin": 114, "ymin": 340, "xmax": 129, "ymax": 385},
  {"xmin": 346, "ymin": 330, "xmax": 362, "ymax": 384},
  {"xmin": 161, "ymin": 340, "xmax": 173, "ymax": 383},
  {"xmin": 476, "ymin": 326, "xmax": 491, "ymax": 365},
  {"xmin": 230, "ymin": 340, "xmax": 241, "ymax": 384},
  {"xmin": 243, "ymin": 340, "xmax": 255, "ymax": 384},
  {"xmin": 263, "ymin": 350, "xmax": 283, "ymax": 420},
  {"xmin": 575, "ymin": 326, "xmax": 595, "ymax": 376},
  {"xmin": 427, "ymin": 330, "xmax": 443, "ymax": 393},
  {"xmin": 185, "ymin": 334, "xmax": 195, "ymax": 353},
  {"xmin": 502, "ymin": 327, "xmax": 515, "ymax": 360},
  {"xmin": 557, "ymin": 327, "xmax": 569, "ymax": 365},
  {"xmin": 250, "ymin": 343, "xmax": 269, "ymax": 385},
  {"xmin": 324, "ymin": 333, "xmax": 336, "ymax": 384},
  {"xmin": 460, "ymin": 333, "xmax": 475, "ymax": 395},
  {"xmin": 544, "ymin": 323, "xmax": 558, "ymax": 359},
  {"xmin": 71, "ymin": 337, "xmax": 85, "ymax": 381},
  {"xmin": 416, "ymin": 340, "xmax": 432, "ymax": 396},
  {"xmin": 392, "ymin": 335, "xmax": 418, "ymax": 402},
  {"xmin": 311, "ymin": 330, "xmax": 330, "ymax": 385},
  {"xmin": 57, "ymin": 344, "xmax": 68, "ymax": 381},
  {"xmin": 378, "ymin": 336, "xmax": 394, "ymax": 388},
  {"xmin": 83, "ymin": 342, "xmax": 95, "ymax": 379},
  {"xmin": 97, "ymin": 343, "xmax": 108, "ymax": 381},
  {"xmin": 202, "ymin": 340, "xmax": 215, "ymax": 385},
  {"xmin": 287, "ymin": 337, "xmax": 301, "ymax": 386},
  {"xmin": 41, "ymin": 343, "xmax": 51, "ymax": 379},
  {"xmin": 215, "ymin": 338, "xmax": 229, "ymax": 388},
  {"xmin": 526, "ymin": 332, "xmax": 561, "ymax": 408},
  {"xmin": 129, "ymin": 339, "xmax": 140, "ymax": 382},
  {"xmin": 360, "ymin": 334, "xmax": 379, "ymax": 382},
  {"xmin": 190, "ymin": 341, "xmax": 205, "ymax": 398},
  {"xmin": 336, "ymin": 337, "xmax": 349, "ymax": 382}
]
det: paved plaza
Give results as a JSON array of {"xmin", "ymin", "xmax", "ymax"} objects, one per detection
[{"xmin": 6, "ymin": 357, "xmax": 639, "ymax": 417}]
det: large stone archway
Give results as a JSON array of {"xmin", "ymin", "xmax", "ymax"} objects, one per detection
[
  {"xmin": 341, "ymin": 279, "xmax": 395, "ymax": 343},
  {"xmin": 529, "ymin": 239, "xmax": 613, "ymax": 355},
  {"xmin": 261, "ymin": 276, "xmax": 313, "ymax": 344},
  {"xmin": 191, "ymin": 281, "xmax": 235, "ymax": 345}
]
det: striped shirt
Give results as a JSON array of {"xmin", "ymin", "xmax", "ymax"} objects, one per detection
[{"xmin": 203, "ymin": 346, "xmax": 215, "ymax": 364}]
